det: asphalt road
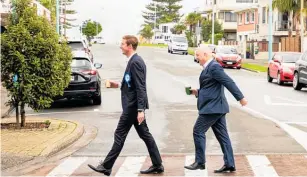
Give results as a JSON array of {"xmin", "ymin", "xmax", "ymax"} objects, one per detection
[{"xmin": 25, "ymin": 44, "xmax": 307, "ymax": 157}]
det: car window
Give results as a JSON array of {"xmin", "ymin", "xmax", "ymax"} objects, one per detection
[
  {"xmin": 216, "ymin": 47, "xmax": 237, "ymax": 54},
  {"xmin": 281, "ymin": 54, "xmax": 301, "ymax": 63},
  {"xmin": 71, "ymin": 58, "xmax": 92, "ymax": 69},
  {"xmin": 68, "ymin": 42, "xmax": 85, "ymax": 50},
  {"xmin": 173, "ymin": 37, "xmax": 187, "ymax": 43}
]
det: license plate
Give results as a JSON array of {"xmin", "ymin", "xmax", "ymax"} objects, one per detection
[{"xmin": 227, "ymin": 62, "xmax": 233, "ymax": 64}]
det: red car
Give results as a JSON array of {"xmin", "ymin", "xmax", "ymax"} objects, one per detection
[
  {"xmin": 214, "ymin": 46, "xmax": 242, "ymax": 69},
  {"xmin": 267, "ymin": 52, "xmax": 302, "ymax": 85}
]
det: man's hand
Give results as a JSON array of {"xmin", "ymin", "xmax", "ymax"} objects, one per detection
[
  {"xmin": 190, "ymin": 89, "xmax": 198, "ymax": 97},
  {"xmin": 106, "ymin": 80, "xmax": 119, "ymax": 88},
  {"xmin": 137, "ymin": 111, "xmax": 145, "ymax": 125},
  {"xmin": 239, "ymin": 98, "xmax": 248, "ymax": 106}
]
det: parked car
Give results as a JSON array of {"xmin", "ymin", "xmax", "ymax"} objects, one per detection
[
  {"xmin": 293, "ymin": 50, "xmax": 307, "ymax": 90},
  {"xmin": 168, "ymin": 35, "xmax": 188, "ymax": 55},
  {"xmin": 92, "ymin": 36, "xmax": 105, "ymax": 44},
  {"xmin": 214, "ymin": 46, "xmax": 242, "ymax": 69},
  {"xmin": 267, "ymin": 52, "xmax": 301, "ymax": 85},
  {"xmin": 54, "ymin": 51, "xmax": 103, "ymax": 105},
  {"xmin": 194, "ymin": 44, "xmax": 216, "ymax": 63},
  {"xmin": 67, "ymin": 38, "xmax": 94, "ymax": 62}
]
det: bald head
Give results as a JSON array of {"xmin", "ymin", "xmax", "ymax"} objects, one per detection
[{"xmin": 195, "ymin": 46, "xmax": 213, "ymax": 66}]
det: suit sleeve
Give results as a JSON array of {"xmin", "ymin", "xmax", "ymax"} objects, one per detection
[
  {"xmin": 210, "ymin": 64, "xmax": 244, "ymax": 101},
  {"xmin": 131, "ymin": 61, "xmax": 146, "ymax": 110}
]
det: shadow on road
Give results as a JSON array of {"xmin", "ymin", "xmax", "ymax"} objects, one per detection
[{"xmin": 47, "ymin": 99, "xmax": 95, "ymax": 109}]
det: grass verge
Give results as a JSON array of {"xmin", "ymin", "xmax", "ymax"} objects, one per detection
[
  {"xmin": 242, "ymin": 63, "xmax": 268, "ymax": 72},
  {"xmin": 139, "ymin": 43, "xmax": 167, "ymax": 48},
  {"xmin": 188, "ymin": 48, "xmax": 195, "ymax": 56}
]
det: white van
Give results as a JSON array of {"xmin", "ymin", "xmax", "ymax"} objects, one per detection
[{"xmin": 168, "ymin": 35, "xmax": 188, "ymax": 55}]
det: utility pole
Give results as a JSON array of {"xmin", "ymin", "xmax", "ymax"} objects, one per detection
[
  {"xmin": 301, "ymin": 0, "xmax": 305, "ymax": 52},
  {"xmin": 268, "ymin": 0, "xmax": 273, "ymax": 61},
  {"xmin": 64, "ymin": 1, "xmax": 67, "ymax": 38},
  {"xmin": 154, "ymin": 1, "xmax": 157, "ymax": 40},
  {"xmin": 56, "ymin": 0, "xmax": 60, "ymax": 34},
  {"xmin": 212, "ymin": 3, "xmax": 215, "ymax": 45}
]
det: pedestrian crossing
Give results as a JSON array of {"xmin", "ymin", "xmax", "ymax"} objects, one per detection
[{"xmin": 24, "ymin": 154, "xmax": 307, "ymax": 177}]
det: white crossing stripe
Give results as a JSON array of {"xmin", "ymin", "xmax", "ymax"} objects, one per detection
[
  {"xmin": 46, "ymin": 157, "xmax": 88, "ymax": 177},
  {"xmin": 115, "ymin": 156, "xmax": 147, "ymax": 177},
  {"xmin": 184, "ymin": 155, "xmax": 208, "ymax": 176},
  {"xmin": 247, "ymin": 155, "xmax": 279, "ymax": 177}
]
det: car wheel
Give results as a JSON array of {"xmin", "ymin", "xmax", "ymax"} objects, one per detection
[
  {"xmin": 185, "ymin": 52, "xmax": 188, "ymax": 55},
  {"xmin": 267, "ymin": 69, "xmax": 273, "ymax": 83},
  {"xmin": 237, "ymin": 67, "xmax": 241, "ymax": 70},
  {"xmin": 277, "ymin": 72, "xmax": 284, "ymax": 85},
  {"xmin": 93, "ymin": 94, "xmax": 102, "ymax": 105},
  {"xmin": 293, "ymin": 72, "xmax": 303, "ymax": 90}
]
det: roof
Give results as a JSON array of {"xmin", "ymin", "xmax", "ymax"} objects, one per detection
[{"xmin": 232, "ymin": 5, "xmax": 259, "ymax": 13}]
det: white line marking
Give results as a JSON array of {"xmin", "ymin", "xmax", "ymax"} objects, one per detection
[
  {"xmin": 246, "ymin": 155, "xmax": 279, "ymax": 177},
  {"xmin": 46, "ymin": 157, "xmax": 87, "ymax": 177},
  {"xmin": 275, "ymin": 96, "xmax": 305, "ymax": 104},
  {"xmin": 232, "ymin": 102, "xmax": 307, "ymax": 152},
  {"xmin": 264, "ymin": 95, "xmax": 307, "ymax": 107},
  {"xmin": 184, "ymin": 155, "xmax": 208, "ymax": 176},
  {"xmin": 115, "ymin": 156, "xmax": 147, "ymax": 177},
  {"xmin": 283, "ymin": 122, "xmax": 307, "ymax": 125}
]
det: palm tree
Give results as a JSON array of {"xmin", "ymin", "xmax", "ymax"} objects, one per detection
[
  {"xmin": 171, "ymin": 23, "xmax": 187, "ymax": 34},
  {"xmin": 185, "ymin": 12, "xmax": 202, "ymax": 36},
  {"xmin": 273, "ymin": 0, "xmax": 307, "ymax": 36},
  {"xmin": 139, "ymin": 24, "xmax": 154, "ymax": 43}
]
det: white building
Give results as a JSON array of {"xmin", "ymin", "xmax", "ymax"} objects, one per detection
[
  {"xmin": 204, "ymin": 0, "xmax": 257, "ymax": 41},
  {"xmin": 152, "ymin": 22, "xmax": 177, "ymax": 44},
  {"xmin": 1, "ymin": 0, "xmax": 51, "ymax": 32}
]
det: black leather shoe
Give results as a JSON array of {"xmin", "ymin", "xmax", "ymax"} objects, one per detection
[
  {"xmin": 88, "ymin": 164, "xmax": 112, "ymax": 176},
  {"xmin": 184, "ymin": 162, "xmax": 206, "ymax": 170},
  {"xmin": 214, "ymin": 165, "xmax": 236, "ymax": 173},
  {"xmin": 140, "ymin": 165, "xmax": 164, "ymax": 174}
]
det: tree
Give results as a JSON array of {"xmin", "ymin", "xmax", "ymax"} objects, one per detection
[
  {"xmin": 39, "ymin": 0, "xmax": 77, "ymax": 33},
  {"xmin": 1, "ymin": 0, "xmax": 72, "ymax": 127},
  {"xmin": 139, "ymin": 24, "xmax": 154, "ymax": 42},
  {"xmin": 82, "ymin": 20, "xmax": 103, "ymax": 41},
  {"xmin": 171, "ymin": 23, "xmax": 187, "ymax": 34},
  {"xmin": 185, "ymin": 12, "xmax": 202, "ymax": 36},
  {"xmin": 201, "ymin": 19, "xmax": 223, "ymax": 42},
  {"xmin": 142, "ymin": 0, "xmax": 183, "ymax": 29},
  {"xmin": 273, "ymin": 0, "xmax": 307, "ymax": 36}
]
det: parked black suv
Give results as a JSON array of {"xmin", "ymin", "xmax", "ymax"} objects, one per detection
[{"xmin": 293, "ymin": 50, "xmax": 307, "ymax": 90}]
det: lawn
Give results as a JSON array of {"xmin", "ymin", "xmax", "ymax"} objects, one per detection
[
  {"xmin": 242, "ymin": 63, "xmax": 268, "ymax": 72},
  {"xmin": 139, "ymin": 43, "xmax": 167, "ymax": 48}
]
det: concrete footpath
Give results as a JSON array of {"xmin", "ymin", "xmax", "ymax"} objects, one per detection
[{"xmin": 1, "ymin": 117, "xmax": 85, "ymax": 171}]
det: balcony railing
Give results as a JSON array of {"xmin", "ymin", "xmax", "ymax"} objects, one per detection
[{"xmin": 275, "ymin": 21, "xmax": 295, "ymax": 31}]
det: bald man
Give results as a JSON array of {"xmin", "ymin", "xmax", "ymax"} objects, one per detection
[{"xmin": 184, "ymin": 47, "xmax": 248, "ymax": 173}]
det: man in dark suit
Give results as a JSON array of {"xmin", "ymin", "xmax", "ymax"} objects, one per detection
[
  {"xmin": 184, "ymin": 47, "xmax": 248, "ymax": 173},
  {"xmin": 88, "ymin": 35, "xmax": 163, "ymax": 176}
]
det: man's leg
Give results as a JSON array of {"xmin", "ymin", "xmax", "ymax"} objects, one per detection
[
  {"xmin": 102, "ymin": 113, "xmax": 134, "ymax": 169},
  {"xmin": 211, "ymin": 114, "xmax": 235, "ymax": 168},
  {"xmin": 134, "ymin": 119, "xmax": 162, "ymax": 166},
  {"xmin": 193, "ymin": 114, "xmax": 218, "ymax": 164}
]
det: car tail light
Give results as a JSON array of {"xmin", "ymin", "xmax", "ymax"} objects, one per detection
[{"xmin": 82, "ymin": 70, "xmax": 97, "ymax": 75}]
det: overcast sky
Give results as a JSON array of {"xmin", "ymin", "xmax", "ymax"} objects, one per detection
[{"xmin": 67, "ymin": 0, "xmax": 204, "ymax": 43}]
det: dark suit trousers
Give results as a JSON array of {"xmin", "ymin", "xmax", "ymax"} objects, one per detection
[
  {"xmin": 193, "ymin": 114, "xmax": 235, "ymax": 167},
  {"xmin": 102, "ymin": 112, "xmax": 162, "ymax": 169}
]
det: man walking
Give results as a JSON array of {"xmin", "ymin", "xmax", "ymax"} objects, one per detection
[
  {"xmin": 184, "ymin": 47, "xmax": 248, "ymax": 173},
  {"xmin": 88, "ymin": 35, "xmax": 164, "ymax": 176}
]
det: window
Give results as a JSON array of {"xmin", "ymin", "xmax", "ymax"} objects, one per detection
[
  {"xmin": 245, "ymin": 12, "xmax": 249, "ymax": 24},
  {"xmin": 225, "ymin": 12, "xmax": 237, "ymax": 22},
  {"xmin": 219, "ymin": 12, "xmax": 224, "ymax": 19},
  {"xmin": 162, "ymin": 26, "xmax": 168, "ymax": 33},
  {"xmin": 251, "ymin": 11, "xmax": 255, "ymax": 23},
  {"xmin": 262, "ymin": 7, "xmax": 266, "ymax": 23},
  {"xmin": 239, "ymin": 13, "xmax": 243, "ymax": 24}
]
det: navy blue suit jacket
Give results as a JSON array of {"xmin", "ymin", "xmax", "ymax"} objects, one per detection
[
  {"xmin": 120, "ymin": 54, "xmax": 149, "ymax": 113},
  {"xmin": 197, "ymin": 60, "xmax": 244, "ymax": 115}
]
